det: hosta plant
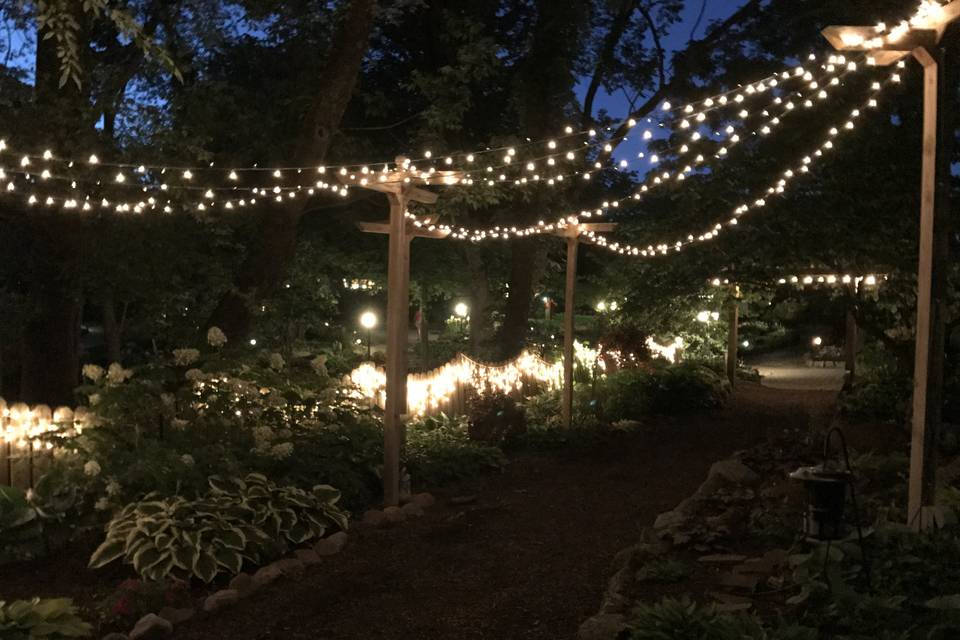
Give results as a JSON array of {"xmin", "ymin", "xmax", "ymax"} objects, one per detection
[
  {"xmin": 89, "ymin": 473, "xmax": 348, "ymax": 582},
  {"xmin": 0, "ymin": 598, "xmax": 92, "ymax": 639}
]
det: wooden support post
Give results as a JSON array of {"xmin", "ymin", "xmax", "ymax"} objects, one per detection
[
  {"xmin": 562, "ymin": 235, "xmax": 578, "ymax": 429},
  {"xmin": 844, "ymin": 304, "xmax": 858, "ymax": 386},
  {"xmin": 725, "ymin": 298, "xmax": 739, "ymax": 387},
  {"xmin": 907, "ymin": 46, "xmax": 942, "ymax": 530}
]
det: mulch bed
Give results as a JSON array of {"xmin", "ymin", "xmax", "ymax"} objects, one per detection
[{"xmin": 3, "ymin": 381, "xmax": 832, "ymax": 640}]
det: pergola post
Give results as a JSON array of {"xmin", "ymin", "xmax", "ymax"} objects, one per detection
[
  {"xmin": 907, "ymin": 46, "xmax": 942, "ymax": 529},
  {"xmin": 346, "ymin": 158, "xmax": 460, "ymax": 506},
  {"xmin": 552, "ymin": 223, "xmax": 617, "ymax": 428},
  {"xmin": 725, "ymin": 296, "xmax": 739, "ymax": 387},
  {"xmin": 822, "ymin": 5, "xmax": 960, "ymax": 528},
  {"xmin": 844, "ymin": 305, "xmax": 858, "ymax": 385}
]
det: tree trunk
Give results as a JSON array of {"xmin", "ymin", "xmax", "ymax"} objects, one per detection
[
  {"xmin": 465, "ymin": 246, "xmax": 491, "ymax": 355},
  {"xmin": 20, "ymin": 291, "xmax": 82, "ymax": 406},
  {"xmin": 498, "ymin": 238, "xmax": 544, "ymax": 358},
  {"xmin": 206, "ymin": 0, "xmax": 377, "ymax": 339},
  {"xmin": 102, "ymin": 292, "xmax": 123, "ymax": 364}
]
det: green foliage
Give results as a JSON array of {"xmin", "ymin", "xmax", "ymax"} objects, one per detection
[
  {"xmin": 0, "ymin": 486, "xmax": 44, "ymax": 562},
  {"xmin": 0, "ymin": 598, "xmax": 92, "ymax": 639},
  {"xmin": 466, "ymin": 391, "xmax": 527, "ymax": 445},
  {"xmin": 600, "ymin": 362, "xmax": 730, "ymax": 422},
  {"xmin": 624, "ymin": 598, "xmax": 814, "ymax": 640},
  {"xmin": 98, "ymin": 578, "xmax": 190, "ymax": 629},
  {"xmin": 88, "ymin": 473, "xmax": 348, "ymax": 583},
  {"xmin": 841, "ymin": 346, "xmax": 911, "ymax": 424},
  {"xmin": 405, "ymin": 413, "xmax": 506, "ymax": 486}
]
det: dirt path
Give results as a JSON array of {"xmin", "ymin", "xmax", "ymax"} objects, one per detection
[{"xmin": 180, "ymin": 382, "xmax": 836, "ymax": 640}]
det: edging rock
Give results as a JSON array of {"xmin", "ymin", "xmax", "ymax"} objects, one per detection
[
  {"xmin": 128, "ymin": 613, "xmax": 173, "ymax": 640},
  {"xmin": 203, "ymin": 589, "xmax": 240, "ymax": 613},
  {"xmin": 383, "ymin": 506, "xmax": 407, "ymax": 523},
  {"xmin": 314, "ymin": 531, "xmax": 348, "ymax": 556},
  {"xmin": 577, "ymin": 613, "xmax": 627, "ymax": 640},
  {"xmin": 157, "ymin": 606, "xmax": 194, "ymax": 626}
]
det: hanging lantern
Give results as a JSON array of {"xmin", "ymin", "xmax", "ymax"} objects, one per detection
[{"xmin": 789, "ymin": 464, "xmax": 853, "ymax": 540}]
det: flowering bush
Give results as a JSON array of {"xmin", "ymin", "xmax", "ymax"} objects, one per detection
[{"xmin": 98, "ymin": 578, "xmax": 190, "ymax": 629}]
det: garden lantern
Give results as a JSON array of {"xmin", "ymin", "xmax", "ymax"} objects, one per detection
[{"xmin": 359, "ymin": 311, "xmax": 378, "ymax": 358}]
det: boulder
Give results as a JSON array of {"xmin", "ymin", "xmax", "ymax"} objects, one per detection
[
  {"xmin": 157, "ymin": 606, "xmax": 194, "ymax": 626},
  {"xmin": 314, "ymin": 531, "xmax": 348, "ymax": 556},
  {"xmin": 295, "ymin": 548, "xmax": 323, "ymax": 566},
  {"xmin": 228, "ymin": 572, "xmax": 255, "ymax": 597},
  {"xmin": 400, "ymin": 502, "xmax": 425, "ymax": 518},
  {"xmin": 101, "ymin": 634, "xmax": 128, "ymax": 640},
  {"xmin": 410, "ymin": 492, "xmax": 436, "ymax": 508},
  {"xmin": 577, "ymin": 613, "xmax": 626, "ymax": 640},
  {"xmin": 203, "ymin": 589, "xmax": 239, "ymax": 613},
  {"xmin": 128, "ymin": 613, "xmax": 173, "ymax": 640},
  {"xmin": 708, "ymin": 459, "xmax": 760, "ymax": 486},
  {"xmin": 449, "ymin": 495, "xmax": 477, "ymax": 505},
  {"xmin": 383, "ymin": 506, "xmax": 407, "ymax": 523},
  {"xmin": 653, "ymin": 509, "xmax": 686, "ymax": 531}
]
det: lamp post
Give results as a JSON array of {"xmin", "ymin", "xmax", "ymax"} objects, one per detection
[
  {"xmin": 360, "ymin": 311, "xmax": 378, "ymax": 359},
  {"xmin": 823, "ymin": 0, "xmax": 960, "ymax": 529},
  {"xmin": 454, "ymin": 302, "xmax": 469, "ymax": 336}
]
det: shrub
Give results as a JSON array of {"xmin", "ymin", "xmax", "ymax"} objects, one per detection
[
  {"xmin": 98, "ymin": 579, "xmax": 190, "ymax": 629},
  {"xmin": 623, "ymin": 598, "xmax": 813, "ymax": 640},
  {"xmin": 467, "ymin": 391, "xmax": 527, "ymax": 444},
  {"xmin": 601, "ymin": 362, "xmax": 729, "ymax": 421},
  {"xmin": 0, "ymin": 486, "xmax": 44, "ymax": 563},
  {"xmin": 841, "ymin": 368, "xmax": 911, "ymax": 424},
  {"xmin": 405, "ymin": 413, "xmax": 505, "ymax": 486},
  {"xmin": 0, "ymin": 598, "xmax": 92, "ymax": 639},
  {"xmin": 89, "ymin": 473, "xmax": 348, "ymax": 583}
]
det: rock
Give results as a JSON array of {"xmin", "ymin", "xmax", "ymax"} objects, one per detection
[
  {"xmin": 203, "ymin": 589, "xmax": 239, "ymax": 613},
  {"xmin": 709, "ymin": 591, "xmax": 753, "ymax": 606},
  {"xmin": 383, "ymin": 506, "xmax": 407, "ymax": 523},
  {"xmin": 295, "ymin": 548, "xmax": 322, "ymax": 566},
  {"xmin": 577, "ymin": 613, "xmax": 626, "ymax": 640},
  {"xmin": 129, "ymin": 613, "xmax": 173, "ymax": 640},
  {"xmin": 314, "ymin": 531, "xmax": 348, "ymax": 556},
  {"xmin": 362, "ymin": 509, "xmax": 386, "ymax": 526},
  {"xmin": 400, "ymin": 502, "xmax": 425, "ymax": 518},
  {"xmin": 270, "ymin": 557, "xmax": 305, "ymax": 579},
  {"xmin": 101, "ymin": 634, "xmax": 128, "ymax": 640},
  {"xmin": 251, "ymin": 564, "xmax": 284, "ymax": 589},
  {"xmin": 698, "ymin": 554, "xmax": 747, "ymax": 563},
  {"xmin": 715, "ymin": 602, "xmax": 753, "ymax": 612},
  {"xmin": 157, "ymin": 606, "xmax": 194, "ymax": 626},
  {"xmin": 718, "ymin": 573, "xmax": 760, "ymax": 592},
  {"xmin": 229, "ymin": 572, "xmax": 255, "ymax": 597},
  {"xmin": 410, "ymin": 492, "xmax": 436, "ymax": 508},
  {"xmin": 708, "ymin": 459, "xmax": 760, "ymax": 486},
  {"xmin": 653, "ymin": 509, "xmax": 686, "ymax": 531},
  {"xmin": 449, "ymin": 494, "xmax": 477, "ymax": 505}
]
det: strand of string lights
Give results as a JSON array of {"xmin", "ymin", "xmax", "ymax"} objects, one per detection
[
  {"xmin": 0, "ymin": 56, "xmax": 860, "ymax": 214},
  {"xmin": 578, "ymin": 67, "xmax": 904, "ymax": 258},
  {"xmin": 402, "ymin": 54, "xmax": 876, "ymax": 243},
  {"xmin": 0, "ymin": 53, "xmax": 841, "ymax": 199}
]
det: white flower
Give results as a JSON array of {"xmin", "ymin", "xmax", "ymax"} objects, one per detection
[
  {"xmin": 269, "ymin": 353, "xmax": 285, "ymax": 371},
  {"xmin": 310, "ymin": 355, "xmax": 328, "ymax": 377},
  {"xmin": 173, "ymin": 348, "xmax": 200, "ymax": 366},
  {"xmin": 106, "ymin": 363, "xmax": 133, "ymax": 385},
  {"xmin": 180, "ymin": 454, "xmax": 195, "ymax": 466},
  {"xmin": 207, "ymin": 326, "xmax": 227, "ymax": 348},
  {"xmin": 82, "ymin": 364, "xmax": 105, "ymax": 383},
  {"xmin": 269, "ymin": 442, "xmax": 294, "ymax": 459},
  {"xmin": 94, "ymin": 497, "xmax": 110, "ymax": 511},
  {"xmin": 185, "ymin": 368, "xmax": 204, "ymax": 381},
  {"xmin": 25, "ymin": 488, "xmax": 35, "ymax": 502},
  {"xmin": 84, "ymin": 460, "xmax": 101, "ymax": 477},
  {"xmin": 105, "ymin": 478, "xmax": 121, "ymax": 497},
  {"xmin": 89, "ymin": 393, "xmax": 101, "ymax": 406},
  {"xmin": 171, "ymin": 418, "xmax": 189, "ymax": 431}
]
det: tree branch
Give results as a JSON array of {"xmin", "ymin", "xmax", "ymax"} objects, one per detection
[{"xmin": 582, "ymin": 0, "xmax": 638, "ymax": 128}]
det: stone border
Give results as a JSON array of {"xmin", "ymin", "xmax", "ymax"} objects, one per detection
[{"xmin": 108, "ymin": 493, "xmax": 436, "ymax": 640}]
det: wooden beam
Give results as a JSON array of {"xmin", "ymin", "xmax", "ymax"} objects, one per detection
[
  {"xmin": 821, "ymin": 25, "xmax": 938, "ymax": 52},
  {"xmin": 907, "ymin": 46, "xmax": 940, "ymax": 530},
  {"xmin": 562, "ymin": 235, "xmax": 578, "ymax": 428}
]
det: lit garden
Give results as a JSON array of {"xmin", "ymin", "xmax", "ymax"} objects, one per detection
[{"xmin": 1, "ymin": 2, "xmax": 959, "ymax": 639}]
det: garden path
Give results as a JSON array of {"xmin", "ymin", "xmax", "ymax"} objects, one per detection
[{"xmin": 179, "ymin": 381, "xmax": 837, "ymax": 640}]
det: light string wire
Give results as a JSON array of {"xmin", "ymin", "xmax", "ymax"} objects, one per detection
[
  {"xmin": 0, "ymin": 54, "xmax": 832, "ymax": 189},
  {"xmin": 403, "ymin": 55, "xmax": 874, "ymax": 242},
  {"xmin": 579, "ymin": 67, "xmax": 905, "ymax": 258}
]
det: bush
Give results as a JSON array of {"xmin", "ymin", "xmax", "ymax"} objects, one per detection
[
  {"xmin": 0, "ymin": 598, "xmax": 92, "ymax": 639},
  {"xmin": 0, "ymin": 486, "xmax": 44, "ymax": 563},
  {"xmin": 623, "ymin": 598, "xmax": 812, "ymax": 640},
  {"xmin": 466, "ymin": 391, "xmax": 527, "ymax": 445},
  {"xmin": 405, "ymin": 413, "xmax": 505, "ymax": 486},
  {"xmin": 98, "ymin": 578, "xmax": 190, "ymax": 629},
  {"xmin": 600, "ymin": 362, "xmax": 730, "ymax": 421},
  {"xmin": 88, "ymin": 473, "xmax": 348, "ymax": 583},
  {"xmin": 841, "ymin": 368, "xmax": 911, "ymax": 424}
]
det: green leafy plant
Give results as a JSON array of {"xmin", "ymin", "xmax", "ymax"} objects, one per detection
[
  {"xmin": 467, "ymin": 391, "xmax": 527, "ymax": 444},
  {"xmin": 624, "ymin": 598, "xmax": 814, "ymax": 640},
  {"xmin": 601, "ymin": 362, "xmax": 729, "ymax": 421},
  {"xmin": 0, "ymin": 598, "xmax": 92, "ymax": 639},
  {"xmin": 98, "ymin": 578, "xmax": 190, "ymax": 629},
  {"xmin": 406, "ymin": 413, "xmax": 506, "ymax": 485},
  {"xmin": 89, "ymin": 473, "xmax": 348, "ymax": 582},
  {"xmin": 0, "ymin": 486, "xmax": 44, "ymax": 562}
]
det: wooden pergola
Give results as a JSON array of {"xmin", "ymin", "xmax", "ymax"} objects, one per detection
[{"xmin": 823, "ymin": 1, "xmax": 959, "ymax": 529}]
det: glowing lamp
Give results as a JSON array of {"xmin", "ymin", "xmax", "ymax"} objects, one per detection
[{"xmin": 360, "ymin": 311, "xmax": 378, "ymax": 330}]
